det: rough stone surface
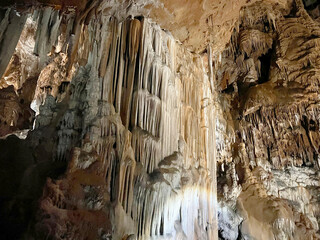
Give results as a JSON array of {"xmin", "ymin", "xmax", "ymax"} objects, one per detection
[
  {"xmin": 0, "ymin": 5, "xmax": 217, "ymax": 240},
  {"xmin": 216, "ymin": 0, "xmax": 320, "ymax": 239},
  {"xmin": 0, "ymin": 0, "xmax": 320, "ymax": 240}
]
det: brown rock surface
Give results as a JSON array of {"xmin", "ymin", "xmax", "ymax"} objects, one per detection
[
  {"xmin": 0, "ymin": 0, "xmax": 320, "ymax": 240},
  {"xmin": 216, "ymin": 0, "xmax": 320, "ymax": 239}
]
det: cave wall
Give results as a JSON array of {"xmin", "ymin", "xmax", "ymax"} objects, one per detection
[
  {"xmin": 0, "ymin": 5, "xmax": 218, "ymax": 240},
  {"xmin": 216, "ymin": 0, "xmax": 320, "ymax": 239},
  {"xmin": 1, "ymin": 0, "xmax": 320, "ymax": 240}
]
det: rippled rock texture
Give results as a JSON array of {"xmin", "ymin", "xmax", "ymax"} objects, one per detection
[
  {"xmin": 216, "ymin": 0, "xmax": 320, "ymax": 239},
  {"xmin": 0, "ymin": 5, "xmax": 217, "ymax": 240}
]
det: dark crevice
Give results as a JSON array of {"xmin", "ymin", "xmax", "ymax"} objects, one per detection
[
  {"xmin": 301, "ymin": 115, "xmax": 317, "ymax": 155},
  {"xmin": 267, "ymin": 146, "xmax": 271, "ymax": 163},
  {"xmin": 218, "ymin": 229, "xmax": 225, "ymax": 240},
  {"xmin": 236, "ymin": 221, "xmax": 244, "ymax": 240},
  {"xmin": 160, "ymin": 215, "xmax": 164, "ymax": 235},
  {"xmin": 221, "ymin": 83, "xmax": 235, "ymax": 94},
  {"xmin": 258, "ymin": 47, "xmax": 273, "ymax": 84},
  {"xmin": 303, "ymin": 0, "xmax": 320, "ymax": 10}
]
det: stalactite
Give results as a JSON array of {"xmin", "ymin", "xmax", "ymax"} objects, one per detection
[
  {"xmin": 0, "ymin": 9, "xmax": 27, "ymax": 79},
  {"xmin": 28, "ymin": 9, "xmax": 218, "ymax": 239},
  {"xmin": 215, "ymin": 1, "xmax": 320, "ymax": 239},
  {"xmin": 33, "ymin": 8, "xmax": 62, "ymax": 67}
]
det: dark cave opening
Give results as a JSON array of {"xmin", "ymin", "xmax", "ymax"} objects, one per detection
[{"xmin": 257, "ymin": 47, "xmax": 273, "ymax": 84}]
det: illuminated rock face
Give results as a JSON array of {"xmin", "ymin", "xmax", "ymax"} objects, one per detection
[
  {"xmin": 0, "ymin": 6, "xmax": 217, "ymax": 240},
  {"xmin": 1, "ymin": 0, "xmax": 320, "ymax": 240},
  {"xmin": 216, "ymin": 1, "xmax": 320, "ymax": 239}
]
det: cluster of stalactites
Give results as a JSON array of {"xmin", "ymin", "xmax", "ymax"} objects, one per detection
[
  {"xmin": 214, "ymin": 1, "xmax": 291, "ymax": 92},
  {"xmin": 31, "ymin": 6, "xmax": 217, "ymax": 240}
]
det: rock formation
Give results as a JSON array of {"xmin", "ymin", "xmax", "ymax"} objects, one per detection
[
  {"xmin": 216, "ymin": 0, "xmax": 320, "ymax": 239},
  {"xmin": 0, "ymin": 0, "xmax": 320, "ymax": 240}
]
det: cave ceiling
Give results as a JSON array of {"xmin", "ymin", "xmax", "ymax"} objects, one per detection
[{"xmin": 0, "ymin": 0, "xmax": 294, "ymax": 52}]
